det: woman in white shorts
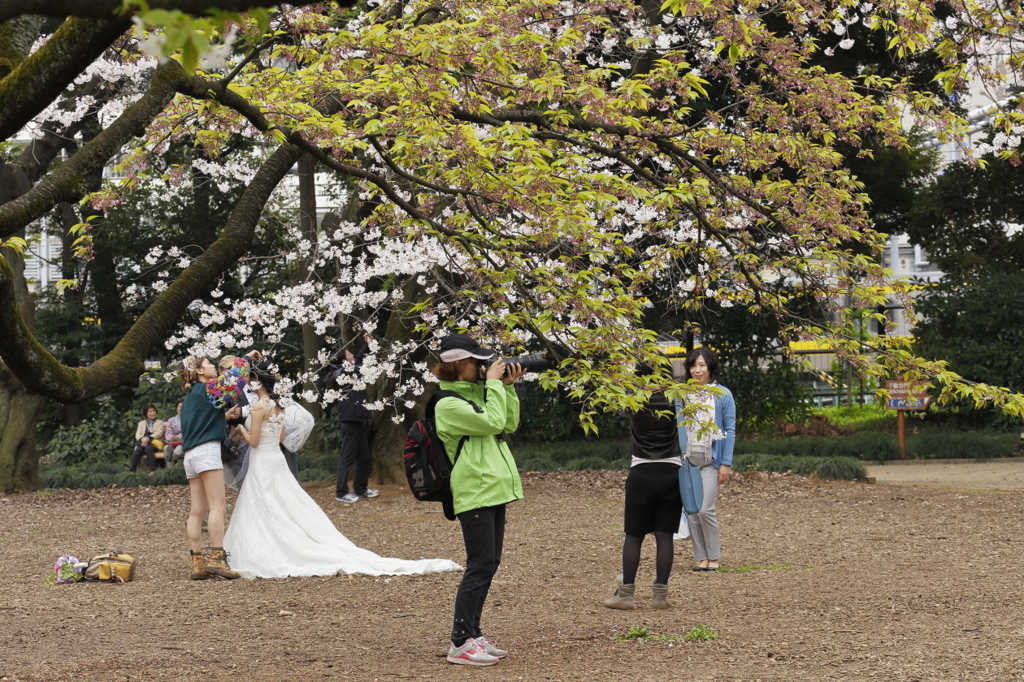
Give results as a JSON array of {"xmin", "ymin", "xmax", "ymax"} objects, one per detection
[{"xmin": 179, "ymin": 354, "xmax": 254, "ymax": 580}]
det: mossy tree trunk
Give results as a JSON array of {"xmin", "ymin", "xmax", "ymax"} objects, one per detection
[
  {"xmin": 0, "ymin": 243, "xmax": 42, "ymax": 494},
  {"xmin": 0, "ymin": 363, "xmax": 44, "ymax": 493}
]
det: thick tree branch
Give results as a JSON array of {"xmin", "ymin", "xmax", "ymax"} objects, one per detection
[
  {"xmin": 0, "ymin": 142, "xmax": 303, "ymax": 402},
  {"xmin": 0, "ymin": 17, "xmax": 130, "ymax": 142},
  {"xmin": 0, "ymin": 59, "xmax": 183, "ymax": 239},
  {"xmin": 0, "ymin": 0, "xmax": 355, "ymax": 23}
]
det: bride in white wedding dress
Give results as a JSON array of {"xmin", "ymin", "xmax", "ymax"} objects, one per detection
[{"xmin": 223, "ymin": 361, "xmax": 462, "ymax": 579}]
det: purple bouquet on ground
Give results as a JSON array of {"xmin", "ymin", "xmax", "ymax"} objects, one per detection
[{"xmin": 45, "ymin": 554, "xmax": 84, "ymax": 585}]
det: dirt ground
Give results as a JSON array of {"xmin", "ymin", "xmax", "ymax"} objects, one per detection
[
  {"xmin": 3, "ymin": 467, "xmax": 1024, "ymax": 682},
  {"xmin": 866, "ymin": 458, "xmax": 1024, "ymax": 490}
]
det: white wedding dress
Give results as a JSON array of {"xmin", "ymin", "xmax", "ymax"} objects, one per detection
[{"xmin": 224, "ymin": 398, "xmax": 461, "ymax": 579}]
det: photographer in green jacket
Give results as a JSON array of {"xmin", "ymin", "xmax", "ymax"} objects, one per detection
[{"xmin": 432, "ymin": 333, "xmax": 526, "ymax": 667}]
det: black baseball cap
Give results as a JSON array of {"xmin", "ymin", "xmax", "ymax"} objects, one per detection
[{"xmin": 438, "ymin": 333, "xmax": 496, "ymax": 363}]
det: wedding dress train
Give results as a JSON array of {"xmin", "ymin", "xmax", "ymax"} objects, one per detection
[{"xmin": 224, "ymin": 399, "xmax": 461, "ymax": 578}]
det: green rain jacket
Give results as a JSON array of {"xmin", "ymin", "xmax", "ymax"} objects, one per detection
[{"xmin": 434, "ymin": 379, "xmax": 524, "ymax": 516}]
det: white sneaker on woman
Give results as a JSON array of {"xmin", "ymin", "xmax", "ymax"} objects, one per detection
[
  {"xmin": 475, "ymin": 636, "xmax": 507, "ymax": 658},
  {"xmin": 447, "ymin": 639, "xmax": 499, "ymax": 666}
]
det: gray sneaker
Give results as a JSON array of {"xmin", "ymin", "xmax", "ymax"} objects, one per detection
[
  {"xmin": 336, "ymin": 493, "xmax": 360, "ymax": 503},
  {"xmin": 360, "ymin": 488, "xmax": 379, "ymax": 499}
]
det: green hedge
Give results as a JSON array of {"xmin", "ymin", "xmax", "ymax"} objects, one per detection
[
  {"xmin": 733, "ymin": 454, "xmax": 867, "ymax": 481},
  {"xmin": 908, "ymin": 430, "xmax": 1018, "ymax": 459},
  {"xmin": 38, "ymin": 456, "xmax": 340, "ymax": 489},
  {"xmin": 736, "ymin": 429, "xmax": 1019, "ymax": 461},
  {"xmin": 514, "ymin": 440, "xmax": 630, "ymax": 472},
  {"xmin": 735, "ymin": 432, "xmax": 900, "ymax": 461}
]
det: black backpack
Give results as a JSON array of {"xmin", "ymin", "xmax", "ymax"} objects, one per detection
[{"xmin": 403, "ymin": 390, "xmax": 482, "ymax": 520}]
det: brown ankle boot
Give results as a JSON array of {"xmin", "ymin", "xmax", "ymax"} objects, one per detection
[
  {"xmin": 603, "ymin": 577, "xmax": 635, "ymax": 610},
  {"xmin": 189, "ymin": 551, "xmax": 210, "ymax": 580},
  {"xmin": 652, "ymin": 583, "xmax": 671, "ymax": 609},
  {"xmin": 203, "ymin": 548, "xmax": 240, "ymax": 579}
]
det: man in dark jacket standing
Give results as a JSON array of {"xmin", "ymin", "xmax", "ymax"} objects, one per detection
[{"xmin": 327, "ymin": 333, "xmax": 378, "ymax": 503}]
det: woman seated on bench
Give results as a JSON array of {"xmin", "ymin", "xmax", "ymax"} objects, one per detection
[
  {"xmin": 129, "ymin": 404, "xmax": 166, "ymax": 474},
  {"xmin": 164, "ymin": 400, "xmax": 184, "ymax": 465}
]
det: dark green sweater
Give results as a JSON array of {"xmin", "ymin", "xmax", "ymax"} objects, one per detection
[{"xmin": 181, "ymin": 383, "xmax": 226, "ymax": 452}]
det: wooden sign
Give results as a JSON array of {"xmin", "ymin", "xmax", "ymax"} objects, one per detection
[
  {"xmin": 885, "ymin": 381, "xmax": 932, "ymax": 459},
  {"xmin": 884, "ymin": 381, "xmax": 932, "ymax": 410}
]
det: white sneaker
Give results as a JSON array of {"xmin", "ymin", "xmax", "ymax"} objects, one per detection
[
  {"xmin": 447, "ymin": 639, "xmax": 499, "ymax": 666},
  {"xmin": 336, "ymin": 493, "xmax": 360, "ymax": 503},
  {"xmin": 360, "ymin": 488, "xmax": 379, "ymax": 499},
  {"xmin": 475, "ymin": 636, "xmax": 507, "ymax": 659}
]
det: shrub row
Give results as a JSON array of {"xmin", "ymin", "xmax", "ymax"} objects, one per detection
[
  {"xmin": 40, "ymin": 465, "xmax": 189, "ymax": 489},
  {"xmin": 38, "ymin": 456, "xmax": 343, "ymax": 490},
  {"xmin": 734, "ymin": 432, "xmax": 899, "ymax": 460},
  {"xmin": 734, "ymin": 430, "xmax": 1020, "ymax": 461},
  {"xmin": 732, "ymin": 454, "xmax": 867, "ymax": 481},
  {"xmin": 514, "ymin": 440, "xmax": 630, "ymax": 472}
]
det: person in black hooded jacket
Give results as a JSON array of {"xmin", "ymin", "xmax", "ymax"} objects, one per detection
[{"xmin": 326, "ymin": 333, "xmax": 379, "ymax": 503}]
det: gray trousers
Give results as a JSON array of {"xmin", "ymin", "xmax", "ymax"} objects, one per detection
[{"xmin": 686, "ymin": 465, "xmax": 721, "ymax": 561}]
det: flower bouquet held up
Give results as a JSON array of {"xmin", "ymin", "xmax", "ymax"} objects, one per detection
[{"xmin": 45, "ymin": 554, "xmax": 86, "ymax": 585}]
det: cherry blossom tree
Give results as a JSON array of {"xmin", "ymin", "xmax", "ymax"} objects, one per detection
[{"xmin": 2, "ymin": 0, "xmax": 1024, "ymax": 491}]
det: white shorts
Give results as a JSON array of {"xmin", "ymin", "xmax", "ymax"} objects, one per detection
[{"xmin": 184, "ymin": 441, "xmax": 223, "ymax": 480}]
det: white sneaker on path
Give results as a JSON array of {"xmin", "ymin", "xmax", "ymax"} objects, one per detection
[{"xmin": 447, "ymin": 639, "xmax": 500, "ymax": 666}]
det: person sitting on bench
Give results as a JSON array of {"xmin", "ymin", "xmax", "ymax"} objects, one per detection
[{"xmin": 129, "ymin": 404, "xmax": 166, "ymax": 474}]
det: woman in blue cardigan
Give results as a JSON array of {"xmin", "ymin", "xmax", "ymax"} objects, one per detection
[{"xmin": 678, "ymin": 347, "xmax": 736, "ymax": 571}]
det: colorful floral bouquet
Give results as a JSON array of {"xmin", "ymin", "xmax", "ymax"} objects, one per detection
[
  {"xmin": 45, "ymin": 554, "xmax": 84, "ymax": 585},
  {"xmin": 206, "ymin": 356, "xmax": 250, "ymax": 408}
]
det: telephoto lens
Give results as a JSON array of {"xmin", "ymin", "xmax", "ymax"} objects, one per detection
[
  {"xmin": 484, "ymin": 352, "xmax": 549, "ymax": 376},
  {"xmin": 505, "ymin": 353, "xmax": 549, "ymax": 373}
]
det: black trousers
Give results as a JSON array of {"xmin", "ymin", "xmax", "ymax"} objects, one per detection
[
  {"xmin": 336, "ymin": 421, "xmax": 370, "ymax": 496},
  {"xmin": 451, "ymin": 504, "xmax": 506, "ymax": 646},
  {"xmin": 129, "ymin": 443, "xmax": 157, "ymax": 473}
]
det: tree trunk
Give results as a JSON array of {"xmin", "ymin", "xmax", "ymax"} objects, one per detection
[
  {"xmin": 369, "ymin": 278, "xmax": 428, "ymax": 482},
  {"xmin": 0, "ymin": 362, "xmax": 44, "ymax": 493},
  {"xmin": 0, "ymin": 242, "xmax": 41, "ymax": 492},
  {"xmin": 294, "ymin": 154, "xmax": 324, "ymax": 452}
]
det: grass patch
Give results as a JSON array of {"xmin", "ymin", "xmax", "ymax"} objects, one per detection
[
  {"xmin": 682, "ymin": 625, "xmax": 720, "ymax": 642},
  {"xmin": 812, "ymin": 404, "xmax": 895, "ymax": 431},
  {"xmin": 617, "ymin": 623, "xmax": 720, "ymax": 643},
  {"xmin": 617, "ymin": 623, "xmax": 651, "ymax": 641},
  {"xmin": 720, "ymin": 563, "xmax": 795, "ymax": 573}
]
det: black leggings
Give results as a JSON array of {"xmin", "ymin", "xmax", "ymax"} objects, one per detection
[
  {"xmin": 621, "ymin": 532, "xmax": 674, "ymax": 586},
  {"xmin": 451, "ymin": 504, "xmax": 506, "ymax": 646},
  {"xmin": 129, "ymin": 443, "xmax": 157, "ymax": 473}
]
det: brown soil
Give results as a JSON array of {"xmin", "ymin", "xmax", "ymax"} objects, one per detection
[{"xmin": 2, "ymin": 471, "xmax": 1024, "ymax": 681}]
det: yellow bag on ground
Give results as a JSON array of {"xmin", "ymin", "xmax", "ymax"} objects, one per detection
[{"xmin": 84, "ymin": 552, "xmax": 136, "ymax": 582}]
